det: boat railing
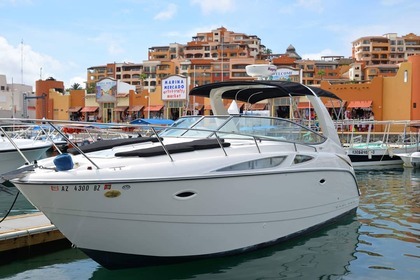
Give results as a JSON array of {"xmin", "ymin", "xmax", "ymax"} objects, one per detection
[
  {"xmin": 337, "ymin": 119, "xmax": 420, "ymax": 148},
  {"xmin": 1, "ymin": 116, "xmax": 324, "ymax": 171}
]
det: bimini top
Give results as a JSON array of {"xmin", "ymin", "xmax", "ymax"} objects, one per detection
[{"xmin": 189, "ymin": 80, "xmax": 340, "ymax": 104}]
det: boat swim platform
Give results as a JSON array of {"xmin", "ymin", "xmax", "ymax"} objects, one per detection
[{"xmin": 0, "ymin": 212, "xmax": 71, "ymax": 262}]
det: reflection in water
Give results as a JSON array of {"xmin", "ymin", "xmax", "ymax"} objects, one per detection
[{"xmin": 346, "ymin": 168, "xmax": 420, "ymax": 280}]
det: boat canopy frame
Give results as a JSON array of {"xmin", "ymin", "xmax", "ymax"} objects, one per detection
[{"xmin": 189, "ymin": 80, "xmax": 341, "ymax": 104}]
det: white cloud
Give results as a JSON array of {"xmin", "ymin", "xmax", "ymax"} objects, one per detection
[
  {"xmin": 88, "ymin": 33, "xmax": 125, "ymax": 56},
  {"xmin": 191, "ymin": 0, "xmax": 236, "ymax": 15},
  {"xmin": 301, "ymin": 49, "xmax": 338, "ymax": 60},
  {"xmin": 380, "ymin": 0, "xmax": 405, "ymax": 6},
  {"xmin": 295, "ymin": 0, "xmax": 325, "ymax": 13},
  {"xmin": 0, "ymin": 36, "xmax": 62, "ymax": 87},
  {"xmin": 154, "ymin": 3, "xmax": 177, "ymax": 20}
]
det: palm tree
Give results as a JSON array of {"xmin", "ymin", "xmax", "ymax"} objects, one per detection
[
  {"xmin": 70, "ymin": 83, "xmax": 82, "ymax": 90},
  {"xmin": 317, "ymin": 70, "xmax": 326, "ymax": 81}
]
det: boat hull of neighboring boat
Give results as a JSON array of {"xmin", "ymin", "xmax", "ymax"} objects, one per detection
[
  {"xmin": 14, "ymin": 159, "xmax": 358, "ymax": 269},
  {"xmin": 346, "ymin": 145, "xmax": 419, "ymax": 168},
  {"xmin": 395, "ymin": 151, "xmax": 420, "ymax": 168},
  {"xmin": 0, "ymin": 139, "xmax": 52, "ymax": 173}
]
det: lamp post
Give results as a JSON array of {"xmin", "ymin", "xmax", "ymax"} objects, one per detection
[{"xmin": 145, "ymin": 94, "xmax": 151, "ymax": 119}]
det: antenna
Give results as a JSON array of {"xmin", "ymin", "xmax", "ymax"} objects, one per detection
[{"xmin": 21, "ymin": 39, "xmax": 23, "ymax": 84}]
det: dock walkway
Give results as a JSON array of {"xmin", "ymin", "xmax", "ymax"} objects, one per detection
[{"xmin": 0, "ymin": 212, "xmax": 69, "ymax": 260}]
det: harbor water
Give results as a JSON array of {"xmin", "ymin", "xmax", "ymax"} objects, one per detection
[{"xmin": 0, "ymin": 167, "xmax": 419, "ymax": 279}]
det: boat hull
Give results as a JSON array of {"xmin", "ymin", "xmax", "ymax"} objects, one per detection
[
  {"xmin": 14, "ymin": 170, "xmax": 359, "ymax": 269},
  {"xmin": 0, "ymin": 144, "xmax": 51, "ymax": 173}
]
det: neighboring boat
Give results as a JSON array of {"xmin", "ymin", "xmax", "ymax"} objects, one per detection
[
  {"xmin": 345, "ymin": 141, "xmax": 417, "ymax": 168},
  {"xmin": 9, "ymin": 80, "xmax": 360, "ymax": 269},
  {"xmin": 394, "ymin": 151, "xmax": 420, "ymax": 168},
  {"xmin": 0, "ymin": 136, "xmax": 52, "ymax": 174},
  {"xmin": 341, "ymin": 120, "xmax": 420, "ymax": 169}
]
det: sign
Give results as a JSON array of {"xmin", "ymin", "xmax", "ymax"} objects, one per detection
[
  {"xmin": 96, "ymin": 78, "xmax": 117, "ymax": 102},
  {"xmin": 162, "ymin": 75, "xmax": 187, "ymax": 100},
  {"xmin": 272, "ymin": 68, "xmax": 300, "ymax": 81}
]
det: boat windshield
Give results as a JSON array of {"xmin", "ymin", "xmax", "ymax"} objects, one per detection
[{"xmin": 160, "ymin": 115, "xmax": 326, "ymax": 145}]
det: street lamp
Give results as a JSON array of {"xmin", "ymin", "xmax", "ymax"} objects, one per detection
[{"xmin": 145, "ymin": 94, "xmax": 150, "ymax": 119}]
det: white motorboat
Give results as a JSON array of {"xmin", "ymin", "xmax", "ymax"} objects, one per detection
[
  {"xmin": 0, "ymin": 134, "xmax": 52, "ymax": 174},
  {"xmin": 9, "ymin": 80, "xmax": 360, "ymax": 269},
  {"xmin": 345, "ymin": 141, "xmax": 418, "ymax": 168},
  {"xmin": 341, "ymin": 120, "xmax": 420, "ymax": 169},
  {"xmin": 394, "ymin": 151, "xmax": 420, "ymax": 168}
]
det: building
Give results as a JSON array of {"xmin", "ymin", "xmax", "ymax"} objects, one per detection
[
  {"xmin": 294, "ymin": 56, "xmax": 353, "ymax": 85},
  {"xmin": 321, "ymin": 54, "xmax": 420, "ymax": 124},
  {"xmin": 351, "ymin": 33, "xmax": 420, "ymax": 80},
  {"xmin": 0, "ymin": 74, "xmax": 33, "ymax": 118}
]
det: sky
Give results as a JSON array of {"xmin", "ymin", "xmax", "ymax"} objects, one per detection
[{"xmin": 0, "ymin": 0, "xmax": 418, "ymax": 89}]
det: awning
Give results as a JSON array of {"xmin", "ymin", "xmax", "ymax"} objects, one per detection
[
  {"xmin": 249, "ymin": 103, "xmax": 267, "ymax": 110},
  {"xmin": 144, "ymin": 105, "xmax": 164, "ymax": 112},
  {"xmin": 68, "ymin": 106, "xmax": 82, "ymax": 112},
  {"xmin": 128, "ymin": 105, "xmax": 144, "ymax": 112},
  {"xmin": 323, "ymin": 100, "xmax": 346, "ymax": 108},
  {"xmin": 347, "ymin": 100, "xmax": 372, "ymax": 108},
  {"xmin": 80, "ymin": 106, "xmax": 99, "ymax": 113},
  {"xmin": 114, "ymin": 106, "xmax": 128, "ymax": 112},
  {"xmin": 297, "ymin": 102, "xmax": 311, "ymax": 109}
]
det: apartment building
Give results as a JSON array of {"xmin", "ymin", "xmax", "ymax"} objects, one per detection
[
  {"xmin": 294, "ymin": 56, "xmax": 353, "ymax": 85},
  {"xmin": 351, "ymin": 33, "xmax": 420, "ymax": 80}
]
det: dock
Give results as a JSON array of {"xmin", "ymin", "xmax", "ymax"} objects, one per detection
[{"xmin": 0, "ymin": 212, "xmax": 70, "ymax": 262}]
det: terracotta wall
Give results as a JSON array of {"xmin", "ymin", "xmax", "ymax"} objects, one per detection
[
  {"xmin": 321, "ymin": 78, "xmax": 383, "ymax": 121},
  {"xmin": 382, "ymin": 61, "xmax": 412, "ymax": 121},
  {"xmin": 409, "ymin": 55, "xmax": 420, "ymax": 120},
  {"xmin": 35, "ymin": 79, "xmax": 64, "ymax": 119}
]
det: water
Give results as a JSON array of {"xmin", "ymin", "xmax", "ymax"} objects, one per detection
[{"xmin": 0, "ymin": 167, "xmax": 419, "ymax": 279}]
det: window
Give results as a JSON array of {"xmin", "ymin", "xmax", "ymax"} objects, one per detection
[{"xmin": 216, "ymin": 157, "xmax": 286, "ymax": 172}]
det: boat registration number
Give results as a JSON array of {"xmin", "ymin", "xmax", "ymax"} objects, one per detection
[
  {"xmin": 50, "ymin": 184, "xmax": 109, "ymax": 192},
  {"xmin": 350, "ymin": 150, "xmax": 374, "ymax": 155}
]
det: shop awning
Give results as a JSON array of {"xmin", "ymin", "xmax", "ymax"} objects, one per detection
[
  {"xmin": 249, "ymin": 103, "xmax": 267, "ymax": 110},
  {"xmin": 323, "ymin": 100, "xmax": 346, "ymax": 108},
  {"xmin": 80, "ymin": 106, "xmax": 99, "ymax": 113},
  {"xmin": 128, "ymin": 105, "xmax": 144, "ymax": 112},
  {"xmin": 144, "ymin": 105, "xmax": 164, "ymax": 112},
  {"xmin": 347, "ymin": 100, "xmax": 372, "ymax": 108},
  {"xmin": 114, "ymin": 106, "xmax": 128, "ymax": 112},
  {"xmin": 68, "ymin": 106, "xmax": 82, "ymax": 112},
  {"xmin": 297, "ymin": 102, "xmax": 311, "ymax": 109}
]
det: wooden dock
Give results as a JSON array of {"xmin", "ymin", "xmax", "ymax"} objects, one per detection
[{"xmin": 0, "ymin": 212, "xmax": 70, "ymax": 261}]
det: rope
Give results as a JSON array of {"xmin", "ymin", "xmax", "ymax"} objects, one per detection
[{"xmin": 0, "ymin": 190, "xmax": 20, "ymax": 223}]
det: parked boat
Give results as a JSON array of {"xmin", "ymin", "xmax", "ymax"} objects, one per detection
[
  {"xmin": 9, "ymin": 80, "xmax": 360, "ymax": 269},
  {"xmin": 340, "ymin": 120, "xmax": 420, "ymax": 168},
  {"xmin": 394, "ymin": 152, "xmax": 420, "ymax": 168},
  {"xmin": 0, "ymin": 126, "xmax": 52, "ymax": 174},
  {"xmin": 393, "ymin": 123, "xmax": 420, "ymax": 168}
]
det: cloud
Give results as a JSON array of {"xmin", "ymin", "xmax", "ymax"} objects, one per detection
[
  {"xmin": 88, "ymin": 33, "xmax": 125, "ymax": 56},
  {"xmin": 154, "ymin": 3, "xmax": 177, "ymax": 20},
  {"xmin": 296, "ymin": 0, "xmax": 325, "ymax": 13},
  {"xmin": 301, "ymin": 49, "xmax": 339, "ymax": 60},
  {"xmin": 191, "ymin": 0, "xmax": 236, "ymax": 15},
  {"xmin": 380, "ymin": 0, "xmax": 405, "ymax": 6},
  {"xmin": 0, "ymin": 36, "xmax": 62, "ymax": 87}
]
